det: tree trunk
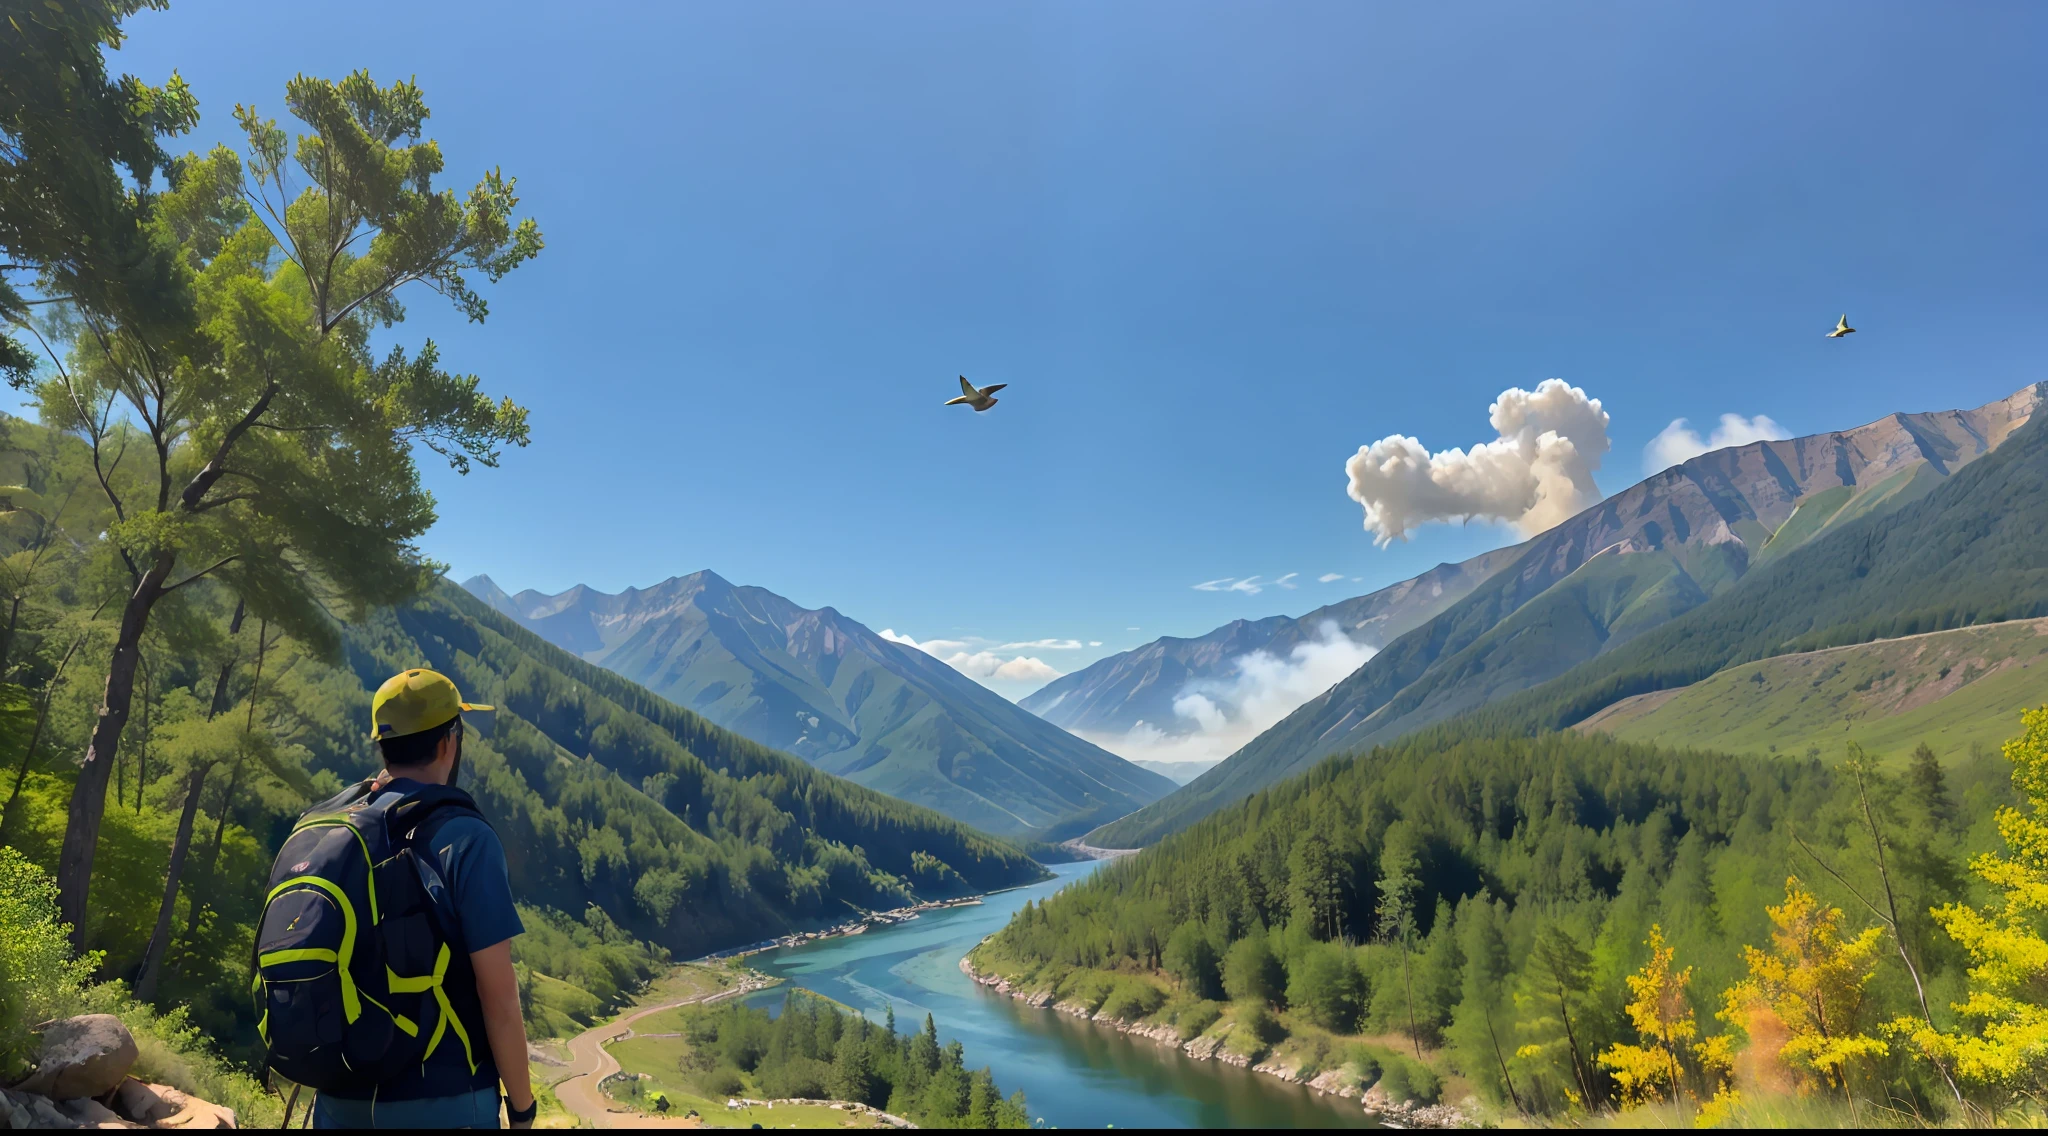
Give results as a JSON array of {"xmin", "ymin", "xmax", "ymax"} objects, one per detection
[
  {"xmin": 1399, "ymin": 936, "xmax": 1421, "ymax": 1060},
  {"xmin": 56, "ymin": 558, "xmax": 169, "ymax": 948},
  {"xmin": 185, "ymin": 616, "xmax": 262, "ymax": 942},
  {"xmin": 206, "ymin": 599, "xmax": 247, "ymax": 721},
  {"xmin": 1484, "ymin": 1011, "xmax": 1524, "ymax": 1113},
  {"xmin": 185, "ymin": 755, "xmax": 245, "ymax": 940},
  {"xmin": 135, "ymin": 763, "xmax": 208, "ymax": 1004},
  {"xmin": 1556, "ymin": 988, "xmax": 1594, "ymax": 1108}
]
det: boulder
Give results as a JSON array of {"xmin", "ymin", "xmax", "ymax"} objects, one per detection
[
  {"xmin": 147, "ymin": 1087, "xmax": 235, "ymax": 1129},
  {"xmin": 54, "ymin": 1096, "xmax": 138, "ymax": 1127},
  {"xmin": 112, "ymin": 1080, "xmax": 175, "ymax": 1124},
  {"xmin": 13, "ymin": 1015, "xmax": 138, "ymax": 1100}
]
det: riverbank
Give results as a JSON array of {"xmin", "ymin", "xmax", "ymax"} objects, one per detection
[
  {"xmin": 958, "ymin": 954, "xmax": 1473, "ymax": 1129},
  {"xmin": 702, "ymin": 896, "xmax": 988, "ymax": 961},
  {"xmin": 553, "ymin": 971, "xmax": 776, "ymax": 1128}
]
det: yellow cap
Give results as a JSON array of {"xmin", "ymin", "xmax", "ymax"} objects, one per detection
[{"xmin": 370, "ymin": 668, "xmax": 493, "ymax": 740}]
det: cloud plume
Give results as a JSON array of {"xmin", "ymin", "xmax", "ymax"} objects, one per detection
[
  {"xmin": 1643, "ymin": 413, "xmax": 1790, "ymax": 475},
  {"xmin": 1344, "ymin": 379, "xmax": 1611, "ymax": 546},
  {"xmin": 1079, "ymin": 621, "xmax": 1375, "ymax": 768}
]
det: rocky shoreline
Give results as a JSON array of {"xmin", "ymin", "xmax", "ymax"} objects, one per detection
[
  {"xmin": 704, "ymin": 896, "xmax": 986, "ymax": 960},
  {"xmin": 958, "ymin": 956, "xmax": 1474, "ymax": 1129}
]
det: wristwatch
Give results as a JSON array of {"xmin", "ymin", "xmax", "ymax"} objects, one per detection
[{"xmin": 507, "ymin": 1097, "xmax": 539, "ymax": 1124}]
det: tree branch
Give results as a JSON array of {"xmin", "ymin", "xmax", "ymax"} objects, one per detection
[
  {"xmin": 162, "ymin": 556, "xmax": 238, "ymax": 592},
  {"xmin": 179, "ymin": 381, "xmax": 279, "ymax": 513}
]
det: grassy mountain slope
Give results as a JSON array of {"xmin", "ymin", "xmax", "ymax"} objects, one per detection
[
  {"xmin": 1467, "ymin": 406, "xmax": 2048, "ymax": 740},
  {"xmin": 468, "ymin": 572, "xmax": 1171, "ymax": 840},
  {"xmin": 339, "ymin": 583, "xmax": 1049, "ymax": 957},
  {"xmin": 1091, "ymin": 383, "xmax": 2046, "ymax": 848},
  {"xmin": 1576, "ymin": 618, "xmax": 2048, "ymax": 763}
]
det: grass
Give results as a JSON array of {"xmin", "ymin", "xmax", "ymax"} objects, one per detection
[
  {"xmin": 1580, "ymin": 617, "xmax": 2048, "ymax": 764},
  {"xmin": 603, "ymin": 1033, "xmax": 883, "ymax": 1129}
]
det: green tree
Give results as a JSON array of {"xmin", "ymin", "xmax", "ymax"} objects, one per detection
[
  {"xmin": 1377, "ymin": 832, "xmax": 1423, "ymax": 1058},
  {"xmin": 1447, "ymin": 894, "xmax": 1522, "ymax": 1111},
  {"xmin": 1223, "ymin": 934, "xmax": 1285, "ymax": 1008},
  {"xmin": 45, "ymin": 71, "xmax": 538, "ymax": 937},
  {"xmin": 1285, "ymin": 940, "xmax": 1365, "ymax": 1032},
  {"xmin": 1163, "ymin": 922, "xmax": 1221, "ymax": 999},
  {"xmin": 0, "ymin": 0, "xmax": 197, "ymax": 384},
  {"xmin": 829, "ymin": 1022, "xmax": 874, "ymax": 1105},
  {"xmin": 1908, "ymin": 741, "xmax": 1955, "ymax": 829},
  {"xmin": 1524, "ymin": 922, "xmax": 1599, "ymax": 1108},
  {"xmin": 1288, "ymin": 830, "xmax": 1342, "ymax": 939}
]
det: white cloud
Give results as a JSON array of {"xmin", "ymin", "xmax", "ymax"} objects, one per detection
[
  {"xmin": 1642, "ymin": 413, "xmax": 1791, "ymax": 475},
  {"xmin": 1344, "ymin": 379, "xmax": 1611, "ymax": 546},
  {"xmin": 1193, "ymin": 576, "xmax": 1282, "ymax": 595},
  {"xmin": 1001, "ymin": 638, "xmax": 1084, "ymax": 650},
  {"xmin": 1088, "ymin": 640, "xmax": 1102, "ymax": 646},
  {"xmin": 1126, "ymin": 627, "xmax": 1141, "ymax": 631},
  {"xmin": 878, "ymin": 628, "xmax": 1065, "ymax": 690},
  {"xmin": 1318, "ymin": 573, "xmax": 1345, "ymax": 583},
  {"xmin": 1077, "ymin": 621, "xmax": 1376, "ymax": 768},
  {"xmin": 1275, "ymin": 573, "xmax": 1299, "ymax": 590}
]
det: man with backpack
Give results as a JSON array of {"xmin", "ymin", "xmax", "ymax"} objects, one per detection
[{"xmin": 255, "ymin": 669, "xmax": 538, "ymax": 1128}]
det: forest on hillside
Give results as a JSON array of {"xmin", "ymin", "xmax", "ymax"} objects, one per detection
[
  {"xmin": 975, "ymin": 723, "xmax": 2048, "ymax": 1123},
  {"xmin": 0, "ymin": 5, "xmax": 1044, "ymax": 1106}
]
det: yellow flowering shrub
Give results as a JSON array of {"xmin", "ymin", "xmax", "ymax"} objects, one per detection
[
  {"xmin": 1599, "ymin": 925, "xmax": 1700, "ymax": 1107},
  {"xmin": 1718, "ymin": 877, "xmax": 1887, "ymax": 1091},
  {"xmin": 1897, "ymin": 706, "xmax": 2048, "ymax": 1087}
]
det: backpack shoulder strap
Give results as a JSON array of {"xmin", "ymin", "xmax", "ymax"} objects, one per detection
[{"xmin": 388, "ymin": 784, "xmax": 487, "ymax": 849}]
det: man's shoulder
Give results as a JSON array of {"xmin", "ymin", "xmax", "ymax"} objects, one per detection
[{"xmin": 427, "ymin": 812, "xmax": 504, "ymax": 859}]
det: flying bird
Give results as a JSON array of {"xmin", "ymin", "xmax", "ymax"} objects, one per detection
[
  {"xmin": 1827, "ymin": 313, "xmax": 1856, "ymax": 338},
  {"xmin": 944, "ymin": 375, "xmax": 1007, "ymax": 412}
]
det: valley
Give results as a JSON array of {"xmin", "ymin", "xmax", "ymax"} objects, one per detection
[{"xmin": 464, "ymin": 571, "xmax": 1172, "ymax": 840}]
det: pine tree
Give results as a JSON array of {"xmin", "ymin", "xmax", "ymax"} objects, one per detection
[{"xmin": 1908, "ymin": 741, "xmax": 1956, "ymax": 829}]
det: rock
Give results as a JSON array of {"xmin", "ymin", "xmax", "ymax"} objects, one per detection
[
  {"xmin": 14, "ymin": 1015, "xmax": 138, "ymax": 1101},
  {"xmin": 111, "ymin": 1080, "xmax": 174, "ymax": 1124},
  {"xmin": 0, "ymin": 1090, "xmax": 34, "ymax": 1130},
  {"xmin": 25, "ymin": 1094, "xmax": 79, "ymax": 1129},
  {"xmin": 55, "ymin": 1096, "xmax": 138, "ymax": 1127}
]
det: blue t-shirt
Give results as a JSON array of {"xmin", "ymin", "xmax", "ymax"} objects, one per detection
[{"xmin": 381, "ymin": 778, "xmax": 526, "ymax": 953}]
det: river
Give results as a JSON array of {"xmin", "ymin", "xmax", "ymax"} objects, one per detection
[{"xmin": 742, "ymin": 860, "xmax": 1377, "ymax": 1129}]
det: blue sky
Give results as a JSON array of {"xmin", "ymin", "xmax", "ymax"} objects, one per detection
[{"xmin": 97, "ymin": 0, "xmax": 2048, "ymax": 695}]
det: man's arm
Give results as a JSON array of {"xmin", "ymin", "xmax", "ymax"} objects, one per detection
[{"xmin": 471, "ymin": 940, "xmax": 536, "ymax": 1125}]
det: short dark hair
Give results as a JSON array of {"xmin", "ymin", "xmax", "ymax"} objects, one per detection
[{"xmin": 379, "ymin": 715, "xmax": 461, "ymax": 770}]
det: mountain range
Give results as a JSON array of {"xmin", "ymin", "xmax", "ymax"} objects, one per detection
[
  {"xmin": 461, "ymin": 571, "xmax": 1174, "ymax": 840},
  {"xmin": 1087, "ymin": 382, "xmax": 2047, "ymax": 846},
  {"xmin": 1019, "ymin": 549, "xmax": 1523, "ymax": 753}
]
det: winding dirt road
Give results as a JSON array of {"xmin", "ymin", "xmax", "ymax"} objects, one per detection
[{"xmin": 553, "ymin": 978, "xmax": 767, "ymax": 1129}]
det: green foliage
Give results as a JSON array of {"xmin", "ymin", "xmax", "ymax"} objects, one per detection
[
  {"xmin": 0, "ymin": 848, "xmax": 279, "ymax": 1124},
  {"xmin": 510, "ymin": 904, "xmax": 668, "ymax": 1036},
  {"xmin": 674, "ymin": 994, "xmax": 1027, "ymax": 1127},
  {"xmin": 1376, "ymin": 1051, "xmax": 1442, "ymax": 1105},
  {"xmin": 983, "ymin": 729, "xmax": 2009, "ymax": 1117},
  {"xmin": 0, "ymin": 846, "xmax": 99, "ymax": 1076},
  {"xmin": 1163, "ymin": 922, "xmax": 1221, "ymax": 999},
  {"xmin": 1286, "ymin": 942, "xmax": 1365, "ymax": 1032},
  {"xmin": 1223, "ymin": 934, "xmax": 1286, "ymax": 1008},
  {"xmin": 1096, "ymin": 978, "xmax": 1166, "ymax": 1023}
]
